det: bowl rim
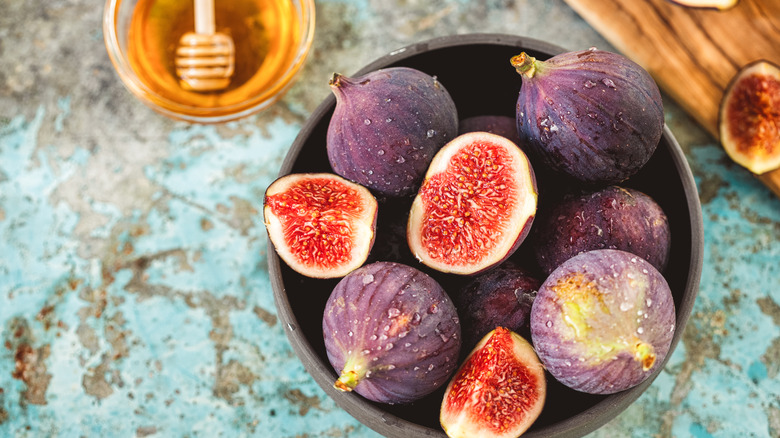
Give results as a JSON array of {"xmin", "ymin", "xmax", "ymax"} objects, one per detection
[
  {"xmin": 269, "ymin": 33, "xmax": 704, "ymax": 438},
  {"xmin": 102, "ymin": 0, "xmax": 316, "ymax": 123}
]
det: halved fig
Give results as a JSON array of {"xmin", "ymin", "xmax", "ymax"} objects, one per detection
[
  {"xmin": 666, "ymin": 0, "xmax": 738, "ymax": 10},
  {"xmin": 440, "ymin": 327, "xmax": 546, "ymax": 438},
  {"xmin": 407, "ymin": 132, "xmax": 538, "ymax": 275},
  {"xmin": 263, "ymin": 173, "xmax": 378, "ymax": 279},
  {"xmin": 719, "ymin": 60, "xmax": 780, "ymax": 175}
]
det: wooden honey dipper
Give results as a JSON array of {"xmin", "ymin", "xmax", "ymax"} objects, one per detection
[{"xmin": 175, "ymin": 0, "xmax": 235, "ymax": 92}]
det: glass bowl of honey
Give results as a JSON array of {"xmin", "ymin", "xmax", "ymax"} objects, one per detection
[{"xmin": 104, "ymin": 0, "xmax": 315, "ymax": 123}]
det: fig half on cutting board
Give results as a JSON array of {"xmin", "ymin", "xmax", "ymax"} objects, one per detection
[{"xmin": 719, "ymin": 60, "xmax": 780, "ymax": 175}]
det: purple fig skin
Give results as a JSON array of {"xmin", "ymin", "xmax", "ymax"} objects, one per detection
[
  {"xmin": 534, "ymin": 186, "xmax": 671, "ymax": 275},
  {"xmin": 530, "ymin": 249, "xmax": 676, "ymax": 395},
  {"xmin": 327, "ymin": 67, "xmax": 459, "ymax": 197},
  {"xmin": 323, "ymin": 261, "xmax": 461, "ymax": 404},
  {"xmin": 458, "ymin": 115, "xmax": 523, "ymax": 146},
  {"xmin": 452, "ymin": 261, "xmax": 541, "ymax": 351},
  {"xmin": 512, "ymin": 49, "xmax": 664, "ymax": 184}
]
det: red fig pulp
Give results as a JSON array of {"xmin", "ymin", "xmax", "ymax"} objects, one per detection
[
  {"xmin": 407, "ymin": 132, "xmax": 537, "ymax": 275},
  {"xmin": 719, "ymin": 60, "xmax": 780, "ymax": 174},
  {"xmin": 512, "ymin": 49, "xmax": 664, "ymax": 184},
  {"xmin": 440, "ymin": 327, "xmax": 546, "ymax": 438},
  {"xmin": 263, "ymin": 173, "xmax": 377, "ymax": 279}
]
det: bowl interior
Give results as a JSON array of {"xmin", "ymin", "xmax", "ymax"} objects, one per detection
[{"xmin": 270, "ymin": 34, "xmax": 703, "ymax": 438}]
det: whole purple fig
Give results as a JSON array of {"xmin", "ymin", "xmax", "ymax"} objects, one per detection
[
  {"xmin": 511, "ymin": 49, "xmax": 664, "ymax": 184},
  {"xmin": 327, "ymin": 67, "xmax": 458, "ymax": 197},
  {"xmin": 323, "ymin": 261, "xmax": 461, "ymax": 404},
  {"xmin": 534, "ymin": 185, "xmax": 671, "ymax": 275},
  {"xmin": 530, "ymin": 249, "xmax": 676, "ymax": 395}
]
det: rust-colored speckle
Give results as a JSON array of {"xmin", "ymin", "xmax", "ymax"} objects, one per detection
[{"xmin": 12, "ymin": 343, "xmax": 52, "ymax": 405}]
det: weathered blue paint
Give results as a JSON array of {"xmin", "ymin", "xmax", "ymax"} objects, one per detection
[{"xmin": 1, "ymin": 0, "xmax": 778, "ymax": 437}]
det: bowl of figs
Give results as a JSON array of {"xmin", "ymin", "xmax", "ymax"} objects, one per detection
[{"xmin": 265, "ymin": 33, "xmax": 704, "ymax": 438}]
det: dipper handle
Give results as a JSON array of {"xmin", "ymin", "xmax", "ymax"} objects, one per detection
[{"xmin": 175, "ymin": 0, "xmax": 234, "ymax": 92}]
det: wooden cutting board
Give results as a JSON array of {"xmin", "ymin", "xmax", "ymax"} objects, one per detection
[{"xmin": 563, "ymin": 0, "xmax": 780, "ymax": 198}]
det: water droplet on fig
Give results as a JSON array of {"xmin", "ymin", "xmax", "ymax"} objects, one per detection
[
  {"xmin": 584, "ymin": 80, "xmax": 597, "ymax": 89},
  {"xmin": 387, "ymin": 364, "xmax": 396, "ymax": 370},
  {"xmin": 646, "ymin": 298, "xmax": 653, "ymax": 307},
  {"xmin": 348, "ymin": 330, "xmax": 353, "ymax": 337},
  {"xmin": 370, "ymin": 334, "xmax": 377, "ymax": 341},
  {"xmin": 386, "ymin": 343, "xmax": 394, "ymax": 350},
  {"xmin": 396, "ymin": 156, "xmax": 406, "ymax": 164},
  {"xmin": 637, "ymin": 327, "xmax": 644, "ymax": 334},
  {"xmin": 620, "ymin": 301, "xmax": 633, "ymax": 312},
  {"xmin": 362, "ymin": 274, "xmax": 374, "ymax": 285},
  {"xmin": 377, "ymin": 149, "xmax": 385, "ymax": 155},
  {"xmin": 364, "ymin": 118, "xmax": 372, "ymax": 125},
  {"xmin": 411, "ymin": 312, "xmax": 421, "ymax": 325},
  {"xmin": 602, "ymin": 78, "xmax": 617, "ymax": 89},
  {"xmin": 426, "ymin": 129, "xmax": 436, "ymax": 138},
  {"xmin": 565, "ymin": 360, "xmax": 572, "ymax": 366},
  {"xmin": 387, "ymin": 308, "xmax": 401, "ymax": 318},
  {"xmin": 428, "ymin": 364, "xmax": 435, "ymax": 371},
  {"xmin": 546, "ymin": 320, "xmax": 552, "ymax": 328}
]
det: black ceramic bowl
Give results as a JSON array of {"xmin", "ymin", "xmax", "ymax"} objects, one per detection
[{"xmin": 270, "ymin": 34, "xmax": 704, "ymax": 438}]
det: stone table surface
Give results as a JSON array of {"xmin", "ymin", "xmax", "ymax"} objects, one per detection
[{"xmin": 1, "ymin": 0, "xmax": 778, "ymax": 437}]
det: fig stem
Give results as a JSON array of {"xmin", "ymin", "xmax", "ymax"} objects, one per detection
[
  {"xmin": 634, "ymin": 341, "xmax": 656, "ymax": 371},
  {"xmin": 329, "ymin": 72, "xmax": 344, "ymax": 87},
  {"xmin": 334, "ymin": 358, "xmax": 367, "ymax": 392},
  {"xmin": 511, "ymin": 52, "xmax": 544, "ymax": 79}
]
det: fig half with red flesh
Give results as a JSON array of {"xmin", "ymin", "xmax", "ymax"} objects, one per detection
[
  {"xmin": 407, "ymin": 131, "xmax": 538, "ymax": 275},
  {"xmin": 263, "ymin": 173, "xmax": 378, "ymax": 279},
  {"xmin": 530, "ymin": 249, "xmax": 676, "ymax": 395},
  {"xmin": 719, "ymin": 60, "xmax": 780, "ymax": 175},
  {"xmin": 440, "ymin": 327, "xmax": 546, "ymax": 438}
]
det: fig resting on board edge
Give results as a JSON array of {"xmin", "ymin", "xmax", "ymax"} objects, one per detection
[
  {"xmin": 719, "ymin": 59, "xmax": 780, "ymax": 176},
  {"xmin": 263, "ymin": 173, "xmax": 378, "ymax": 279},
  {"xmin": 407, "ymin": 131, "xmax": 538, "ymax": 275}
]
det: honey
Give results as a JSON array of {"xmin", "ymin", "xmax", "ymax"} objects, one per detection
[{"xmin": 126, "ymin": 0, "xmax": 305, "ymax": 116}]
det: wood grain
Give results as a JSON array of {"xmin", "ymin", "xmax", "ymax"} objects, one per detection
[{"xmin": 563, "ymin": 0, "xmax": 780, "ymax": 198}]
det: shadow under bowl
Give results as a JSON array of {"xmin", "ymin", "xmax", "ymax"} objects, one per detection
[{"xmin": 269, "ymin": 33, "xmax": 704, "ymax": 438}]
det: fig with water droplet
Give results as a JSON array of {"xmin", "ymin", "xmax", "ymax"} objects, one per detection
[
  {"xmin": 511, "ymin": 49, "xmax": 664, "ymax": 184},
  {"xmin": 323, "ymin": 261, "xmax": 461, "ymax": 404},
  {"xmin": 327, "ymin": 67, "xmax": 459, "ymax": 197},
  {"xmin": 452, "ymin": 261, "xmax": 540, "ymax": 351},
  {"xmin": 440, "ymin": 327, "xmax": 546, "ymax": 438},
  {"xmin": 719, "ymin": 59, "xmax": 780, "ymax": 175},
  {"xmin": 530, "ymin": 249, "xmax": 675, "ymax": 394},
  {"xmin": 407, "ymin": 131, "xmax": 538, "ymax": 275},
  {"xmin": 263, "ymin": 173, "xmax": 378, "ymax": 279},
  {"xmin": 534, "ymin": 186, "xmax": 671, "ymax": 275},
  {"xmin": 666, "ymin": 0, "xmax": 738, "ymax": 10}
]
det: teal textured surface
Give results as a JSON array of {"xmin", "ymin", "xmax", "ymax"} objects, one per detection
[{"xmin": 0, "ymin": 0, "xmax": 778, "ymax": 437}]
